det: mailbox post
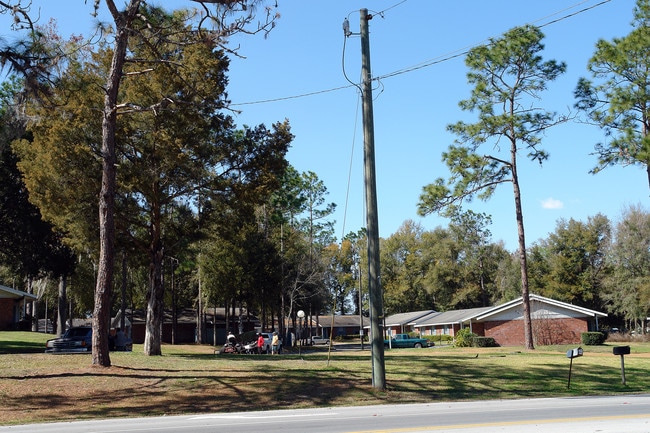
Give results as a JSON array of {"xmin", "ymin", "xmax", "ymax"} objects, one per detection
[
  {"xmin": 566, "ymin": 347, "xmax": 583, "ymax": 389},
  {"xmin": 613, "ymin": 346, "xmax": 630, "ymax": 385}
]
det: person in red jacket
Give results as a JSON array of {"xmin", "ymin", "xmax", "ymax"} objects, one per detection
[{"xmin": 257, "ymin": 333, "xmax": 265, "ymax": 355}]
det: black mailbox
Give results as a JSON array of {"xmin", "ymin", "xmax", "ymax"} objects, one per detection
[
  {"xmin": 613, "ymin": 346, "xmax": 630, "ymax": 356},
  {"xmin": 613, "ymin": 345, "xmax": 631, "ymax": 385}
]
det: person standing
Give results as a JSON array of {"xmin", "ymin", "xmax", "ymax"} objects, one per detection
[
  {"xmin": 114, "ymin": 327, "xmax": 127, "ymax": 351},
  {"xmin": 271, "ymin": 332, "xmax": 280, "ymax": 355},
  {"xmin": 257, "ymin": 333, "xmax": 265, "ymax": 355}
]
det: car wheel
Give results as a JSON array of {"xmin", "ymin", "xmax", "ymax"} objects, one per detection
[{"xmin": 414, "ymin": 343, "xmax": 422, "ymax": 348}]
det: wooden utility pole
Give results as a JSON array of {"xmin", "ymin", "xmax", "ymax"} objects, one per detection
[{"xmin": 360, "ymin": 8, "xmax": 386, "ymax": 390}]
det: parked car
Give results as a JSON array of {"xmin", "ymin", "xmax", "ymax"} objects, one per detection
[
  {"xmin": 310, "ymin": 336, "xmax": 330, "ymax": 345},
  {"xmin": 384, "ymin": 333, "xmax": 431, "ymax": 348},
  {"xmin": 45, "ymin": 326, "xmax": 92, "ymax": 353}
]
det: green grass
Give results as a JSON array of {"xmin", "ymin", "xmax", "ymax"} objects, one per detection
[
  {"xmin": 0, "ymin": 330, "xmax": 51, "ymax": 354},
  {"xmin": 0, "ymin": 331, "xmax": 648, "ymax": 426}
]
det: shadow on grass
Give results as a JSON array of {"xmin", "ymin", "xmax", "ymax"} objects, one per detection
[
  {"xmin": 0, "ymin": 340, "xmax": 48, "ymax": 354},
  {"xmin": 382, "ymin": 352, "xmax": 645, "ymax": 400},
  {"xmin": 0, "ymin": 358, "xmax": 380, "ymax": 424},
  {"xmin": 1, "ymin": 349, "xmax": 648, "ymax": 426}
]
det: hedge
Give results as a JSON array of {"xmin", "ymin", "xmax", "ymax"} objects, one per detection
[{"xmin": 581, "ymin": 331, "xmax": 606, "ymax": 345}]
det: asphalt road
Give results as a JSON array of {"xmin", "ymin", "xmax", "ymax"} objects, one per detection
[{"xmin": 2, "ymin": 395, "xmax": 649, "ymax": 433}]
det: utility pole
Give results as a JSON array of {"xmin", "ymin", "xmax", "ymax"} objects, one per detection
[{"xmin": 360, "ymin": 8, "xmax": 386, "ymax": 390}]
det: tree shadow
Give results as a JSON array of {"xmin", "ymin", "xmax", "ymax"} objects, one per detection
[{"xmin": 1, "ymin": 349, "xmax": 647, "ymax": 425}]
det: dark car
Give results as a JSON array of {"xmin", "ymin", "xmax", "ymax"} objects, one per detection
[{"xmin": 45, "ymin": 326, "xmax": 92, "ymax": 353}]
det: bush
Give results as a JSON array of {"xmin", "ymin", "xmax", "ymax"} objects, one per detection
[
  {"xmin": 473, "ymin": 336, "xmax": 498, "ymax": 347},
  {"xmin": 581, "ymin": 332, "xmax": 606, "ymax": 345},
  {"xmin": 425, "ymin": 334, "xmax": 453, "ymax": 345},
  {"xmin": 454, "ymin": 328, "xmax": 477, "ymax": 347}
]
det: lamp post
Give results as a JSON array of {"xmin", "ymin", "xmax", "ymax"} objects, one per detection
[{"xmin": 297, "ymin": 310, "xmax": 305, "ymax": 355}]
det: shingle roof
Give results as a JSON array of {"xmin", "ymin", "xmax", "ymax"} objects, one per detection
[
  {"xmin": 317, "ymin": 315, "xmax": 366, "ymax": 328},
  {"xmin": 383, "ymin": 310, "xmax": 436, "ymax": 327},
  {"xmin": 411, "ymin": 307, "xmax": 492, "ymax": 327},
  {"xmin": 411, "ymin": 294, "xmax": 607, "ymax": 327}
]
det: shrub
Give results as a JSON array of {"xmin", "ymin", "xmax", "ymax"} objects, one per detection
[
  {"xmin": 425, "ymin": 334, "xmax": 453, "ymax": 345},
  {"xmin": 473, "ymin": 336, "xmax": 498, "ymax": 347},
  {"xmin": 581, "ymin": 332, "xmax": 606, "ymax": 345},
  {"xmin": 454, "ymin": 328, "xmax": 477, "ymax": 347}
]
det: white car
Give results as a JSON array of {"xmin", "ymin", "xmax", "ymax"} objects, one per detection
[{"xmin": 310, "ymin": 336, "xmax": 330, "ymax": 345}]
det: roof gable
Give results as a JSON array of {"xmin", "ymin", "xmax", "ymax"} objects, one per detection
[
  {"xmin": 408, "ymin": 295, "xmax": 606, "ymax": 327},
  {"xmin": 475, "ymin": 294, "xmax": 607, "ymax": 321}
]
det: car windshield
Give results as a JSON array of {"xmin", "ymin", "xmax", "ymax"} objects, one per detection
[{"xmin": 65, "ymin": 328, "xmax": 91, "ymax": 337}]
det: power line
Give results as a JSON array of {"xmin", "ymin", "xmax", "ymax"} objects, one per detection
[
  {"xmin": 371, "ymin": 0, "xmax": 409, "ymax": 18},
  {"xmin": 537, "ymin": 0, "xmax": 612, "ymax": 28},
  {"xmin": 230, "ymin": 0, "xmax": 612, "ymax": 107},
  {"xmin": 231, "ymin": 84, "xmax": 354, "ymax": 106},
  {"xmin": 375, "ymin": 0, "xmax": 612, "ymax": 81}
]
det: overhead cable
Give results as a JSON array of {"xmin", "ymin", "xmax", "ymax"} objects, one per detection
[{"xmin": 230, "ymin": 0, "xmax": 611, "ymax": 107}]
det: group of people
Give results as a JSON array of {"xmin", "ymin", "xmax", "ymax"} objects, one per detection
[{"xmin": 226, "ymin": 331, "xmax": 281, "ymax": 354}]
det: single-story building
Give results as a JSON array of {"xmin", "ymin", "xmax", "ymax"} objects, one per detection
[
  {"xmin": 410, "ymin": 307, "xmax": 492, "ymax": 337},
  {"xmin": 316, "ymin": 315, "xmax": 366, "ymax": 339},
  {"xmin": 0, "ymin": 284, "xmax": 37, "ymax": 331},
  {"xmin": 379, "ymin": 310, "xmax": 437, "ymax": 336},
  {"xmin": 127, "ymin": 307, "xmax": 261, "ymax": 345},
  {"xmin": 412, "ymin": 294, "xmax": 607, "ymax": 346}
]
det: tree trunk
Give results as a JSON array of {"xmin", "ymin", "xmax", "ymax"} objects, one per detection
[
  {"xmin": 196, "ymin": 258, "xmax": 203, "ymax": 344},
  {"xmin": 121, "ymin": 251, "xmax": 127, "ymax": 332},
  {"xmin": 144, "ymin": 210, "xmax": 164, "ymax": 356},
  {"xmin": 28, "ymin": 277, "xmax": 38, "ymax": 332},
  {"xmin": 171, "ymin": 260, "xmax": 177, "ymax": 345},
  {"xmin": 57, "ymin": 275, "xmax": 67, "ymax": 337},
  {"xmin": 25, "ymin": 277, "xmax": 33, "ymax": 324},
  {"xmin": 213, "ymin": 299, "xmax": 217, "ymax": 345},
  {"xmin": 92, "ymin": 0, "xmax": 142, "ymax": 367},
  {"xmin": 511, "ymin": 153, "xmax": 534, "ymax": 350},
  {"xmin": 479, "ymin": 257, "xmax": 488, "ymax": 307}
]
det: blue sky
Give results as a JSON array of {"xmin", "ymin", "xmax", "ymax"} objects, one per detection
[{"xmin": 7, "ymin": 0, "xmax": 649, "ymax": 251}]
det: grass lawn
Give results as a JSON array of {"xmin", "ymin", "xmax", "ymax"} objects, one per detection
[{"xmin": 0, "ymin": 331, "xmax": 648, "ymax": 426}]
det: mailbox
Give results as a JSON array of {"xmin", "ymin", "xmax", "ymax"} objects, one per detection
[
  {"xmin": 566, "ymin": 347, "xmax": 584, "ymax": 359},
  {"xmin": 613, "ymin": 346, "xmax": 631, "ymax": 385},
  {"xmin": 613, "ymin": 346, "xmax": 630, "ymax": 356},
  {"xmin": 566, "ymin": 347, "xmax": 584, "ymax": 389}
]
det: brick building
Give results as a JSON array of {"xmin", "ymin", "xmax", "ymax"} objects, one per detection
[
  {"xmin": 412, "ymin": 294, "xmax": 607, "ymax": 346},
  {"xmin": 0, "ymin": 284, "xmax": 37, "ymax": 331}
]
